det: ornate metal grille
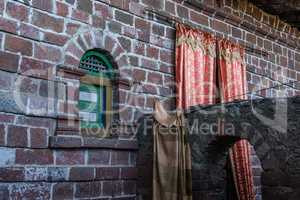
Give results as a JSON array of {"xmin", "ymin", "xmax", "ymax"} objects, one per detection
[{"xmin": 79, "ymin": 55, "xmax": 107, "ymax": 74}]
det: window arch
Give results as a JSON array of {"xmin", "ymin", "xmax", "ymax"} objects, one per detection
[{"xmin": 78, "ymin": 49, "xmax": 115, "ymax": 130}]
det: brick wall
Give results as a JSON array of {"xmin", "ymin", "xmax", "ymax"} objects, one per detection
[{"xmin": 0, "ymin": 0, "xmax": 299, "ymax": 199}]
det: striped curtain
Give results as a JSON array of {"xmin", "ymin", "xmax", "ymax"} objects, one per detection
[
  {"xmin": 175, "ymin": 23, "xmax": 217, "ymax": 109},
  {"xmin": 218, "ymin": 38, "xmax": 255, "ymax": 200}
]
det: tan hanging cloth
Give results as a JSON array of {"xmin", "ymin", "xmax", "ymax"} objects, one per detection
[{"xmin": 152, "ymin": 101, "xmax": 192, "ymax": 200}]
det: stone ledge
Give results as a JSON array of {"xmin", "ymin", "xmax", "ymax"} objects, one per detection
[{"xmin": 49, "ymin": 136, "xmax": 138, "ymax": 150}]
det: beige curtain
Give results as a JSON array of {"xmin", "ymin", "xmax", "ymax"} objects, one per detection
[{"xmin": 152, "ymin": 101, "xmax": 192, "ymax": 200}]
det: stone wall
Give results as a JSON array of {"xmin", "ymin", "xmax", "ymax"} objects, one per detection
[{"xmin": 0, "ymin": 0, "xmax": 299, "ymax": 199}]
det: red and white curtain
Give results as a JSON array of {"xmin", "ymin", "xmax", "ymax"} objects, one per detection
[
  {"xmin": 218, "ymin": 38, "xmax": 255, "ymax": 200},
  {"xmin": 175, "ymin": 23, "xmax": 255, "ymax": 200},
  {"xmin": 175, "ymin": 23, "xmax": 217, "ymax": 109}
]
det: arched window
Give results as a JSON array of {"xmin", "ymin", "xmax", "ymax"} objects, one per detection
[{"xmin": 78, "ymin": 50, "xmax": 114, "ymax": 129}]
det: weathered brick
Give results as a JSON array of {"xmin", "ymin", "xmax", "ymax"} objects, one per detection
[
  {"xmin": 160, "ymin": 49, "xmax": 174, "ymax": 64},
  {"xmin": 56, "ymin": 150, "xmax": 84, "ymax": 165},
  {"xmin": 246, "ymin": 33, "xmax": 257, "ymax": 44},
  {"xmin": 43, "ymin": 32, "xmax": 69, "ymax": 46},
  {"xmin": 115, "ymin": 10, "xmax": 133, "ymax": 25},
  {"xmin": 0, "ymin": 70, "xmax": 14, "ymax": 91},
  {"xmin": 0, "ymin": 167, "xmax": 24, "ymax": 181},
  {"xmin": 20, "ymin": 23, "xmax": 41, "ymax": 40},
  {"xmin": 111, "ymin": 150, "xmax": 129, "ymax": 165},
  {"xmin": 7, "ymin": 125, "xmax": 28, "ymax": 147},
  {"xmin": 121, "ymin": 167, "xmax": 137, "ymax": 179},
  {"xmin": 103, "ymin": 181, "xmax": 114, "ymax": 196},
  {"xmin": 0, "ymin": 18, "xmax": 17, "ymax": 34},
  {"xmin": 69, "ymin": 167, "xmax": 94, "ymax": 181},
  {"xmin": 190, "ymin": 11, "xmax": 209, "ymax": 26},
  {"xmin": 71, "ymin": 8, "xmax": 90, "ymax": 23},
  {"xmin": 10, "ymin": 183, "xmax": 51, "ymax": 200},
  {"xmin": 147, "ymin": 72, "xmax": 163, "ymax": 85},
  {"xmin": 75, "ymin": 182, "xmax": 101, "ymax": 198},
  {"xmin": 20, "ymin": 57, "xmax": 54, "ymax": 79},
  {"xmin": 53, "ymin": 183, "xmax": 74, "ymax": 199},
  {"xmin": 6, "ymin": 1, "xmax": 29, "ymax": 22},
  {"xmin": 152, "ymin": 24, "xmax": 165, "ymax": 36},
  {"xmin": 212, "ymin": 19, "xmax": 229, "ymax": 33},
  {"xmin": 232, "ymin": 27, "xmax": 242, "ymax": 39},
  {"xmin": 32, "ymin": 0, "xmax": 53, "ymax": 12},
  {"xmin": 66, "ymin": 22, "xmax": 81, "ymax": 36},
  {"xmin": 56, "ymin": 1, "xmax": 69, "ymax": 17},
  {"xmin": 88, "ymin": 150, "xmax": 110, "ymax": 165},
  {"xmin": 18, "ymin": 77, "xmax": 38, "ymax": 94},
  {"xmin": 32, "ymin": 10, "xmax": 64, "ymax": 33},
  {"xmin": 135, "ymin": 18, "xmax": 150, "ymax": 31},
  {"xmin": 146, "ymin": 45, "xmax": 159, "ymax": 59},
  {"xmin": 123, "ymin": 180, "xmax": 136, "ymax": 195},
  {"xmin": 95, "ymin": 2, "xmax": 112, "ymax": 19},
  {"xmin": 0, "ymin": 124, "xmax": 4, "ymax": 146},
  {"xmin": 5, "ymin": 35, "xmax": 32, "ymax": 56},
  {"xmin": 118, "ymin": 37, "xmax": 131, "ymax": 52},
  {"xmin": 30, "ymin": 128, "xmax": 48, "ymax": 148},
  {"xmin": 0, "ymin": 51, "xmax": 19, "ymax": 72},
  {"xmin": 16, "ymin": 149, "xmax": 53, "ymax": 165},
  {"xmin": 95, "ymin": 167, "xmax": 119, "ymax": 180},
  {"xmin": 77, "ymin": 0, "xmax": 92, "ymax": 14},
  {"xmin": 133, "ymin": 68, "xmax": 146, "ymax": 82},
  {"xmin": 34, "ymin": 43, "xmax": 62, "ymax": 63},
  {"xmin": 177, "ymin": 5, "xmax": 189, "ymax": 19}
]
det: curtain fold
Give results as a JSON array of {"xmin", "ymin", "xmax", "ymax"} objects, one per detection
[
  {"xmin": 175, "ymin": 23, "xmax": 217, "ymax": 109},
  {"xmin": 217, "ymin": 38, "xmax": 255, "ymax": 200}
]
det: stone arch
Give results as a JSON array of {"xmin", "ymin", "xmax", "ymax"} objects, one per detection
[{"xmin": 61, "ymin": 27, "xmax": 132, "ymax": 81}]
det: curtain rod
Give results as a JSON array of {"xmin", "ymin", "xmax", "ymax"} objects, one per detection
[{"xmin": 144, "ymin": 8, "xmax": 269, "ymax": 57}]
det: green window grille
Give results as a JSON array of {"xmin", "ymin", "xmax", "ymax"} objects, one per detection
[{"xmin": 78, "ymin": 50, "xmax": 114, "ymax": 129}]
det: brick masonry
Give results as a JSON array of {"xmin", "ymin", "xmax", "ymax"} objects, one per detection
[{"xmin": 0, "ymin": 0, "xmax": 298, "ymax": 199}]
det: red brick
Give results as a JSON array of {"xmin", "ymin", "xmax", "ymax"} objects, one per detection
[
  {"xmin": 103, "ymin": 181, "xmax": 113, "ymax": 196},
  {"xmin": 10, "ymin": 183, "xmax": 51, "ymax": 199},
  {"xmin": 71, "ymin": 8, "xmax": 89, "ymax": 23},
  {"xmin": 212, "ymin": 19, "xmax": 229, "ymax": 33},
  {"xmin": 115, "ymin": 10, "xmax": 133, "ymax": 26},
  {"xmin": 0, "ymin": 167, "xmax": 24, "ymax": 181},
  {"xmin": 110, "ymin": 0, "xmax": 130, "ymax": 10},
  {"xmin": 177, "ymin": 5, "xmax": 189, "ymax": 19},
  {"xmin": 69, "ymin": 167, "xmax": 94, "ymax": 181},
  {"xmin": 34, "ymin": 43, "xmax": 62, "ymax": 62},
  {"xmin": 43, "ymin": 32, "xmax": 69, "ymax": 46},
  {"xmin": 143, "ymin": 84, "xmax": 157, "ymax": 94},
  {"xmin": 246, "ymin": 33, "xmax": 256, "ymax": 44},
  {"xmin": 88, "ymin": 150, "xmax": 110, "ymax": 165},
  {"xmin": 16, "ymin": 149, "xmax": 53, "ymax": 165},
  {"xmin": 75, "ymin": 182, "xmax": 101, "ymax": 198},
  {"xmin": 18, "ymin": 77, "xmax": 38, "ymax": 94},
  {"xmin": 20, "ymin": 23, "xmax": 40, "ymax": 40},
  {"xmin": 160, "ymin": 49, "xmax": 174, "ymax": 64},
  {"xmin": 56, "ymin": 1, "xmax": 69, "ymax": 17},
  {"xmin": 30, "ymin": 128, "xmax": 48, "ymax": 148},
  {"xmin": 152, "ymin": 24, "xmax": 164, "ymax": 36},
  {"xmin": 32, "ymin": 0, "xmax": 53, "ymax": 12},
  {"xmin": 0, "ymin": 113, "xmax": 15, "ymax": 123},
  {"xmin": 53, "ymin": 183, "xmax": 74, "ymax": 200},
  {"xmin": 134, "ymin": 41, "xmax": 145, "ymax": 55},
  {"xmin": 95, "ymin": 167, "xmax": 119, "ymax": 180},
  {"xmin": 7, "ymin": 125, "xmax": 28, "ymax": 147},
  {"xmin": 133, "ymin": 68, "xmax": 146, "ymax": 82},
  {"xmin": 56, "ymin": 150, "xmax": 84, "ymax": 165},
  {"xmin": 5, "ymin": 35, "xmax": 32, "ymax": 56},
  {"xmin": 6, "ymin": 1, "xmax": 29, "ymax": 22},
  {"xmin": 165, "ymin": 1, "xmax": 175, "ymax": 14},
  {"xmin": 146, "ymin": 45, "xmax": 159, "ymax": 59},
  {"xmin": 92, "ymin": 15, "xmax": 105, "ymax": 28},
  {"xmin": 121, "ymin": 167, "xmax": 137, "ymax": 179},
  {"xmin": 94, "ymin": 2, "xmax": 112, "ymax": 19},
  {"xmin": 190, "ymin": 11, "xmax": 209, "ymax": 26},
  {"xmin": 66, "ymin": 22, "xmax": 81, "ymax": 36},
  {"xmin": 0, "ymin": 124, "xmax": 4, "ymax": 145},
  {"xmin": 135, "ymin": 18, "xmax": 150, "ymax": 31},
  {"xmin": 0, "ymin": 51, "xmax": 19, "ymax": 72},
  {"xmin": 65, "ymin": 42, "xmax": 84, "ymax": 59},
  {"xmin": 111, "ymin": 150, "xmax": 129, "ymax": 165},
  {"xmin": 20, "ymin": 57, "xmax": 54, "ymax": 79},
  {"xmin": 32, "ymin": 10, "xmax": 64, "ymax": 33},
  {"xmin": 0, "ymin": 18, "xmax": 17, "ymax": 34},
  {"xmin": 147, "ymin": 72, "xmax": 163, "ymax": 84},
  {"xmin": 123, "ymin": 180, "xmax": 136, "ymax": 195}
]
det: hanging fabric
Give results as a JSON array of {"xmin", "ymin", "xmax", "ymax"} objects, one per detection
[
  {"xmin": 152, "ymin": 100, "xmax": 192, "ymax": 200},
  {"xmin": 175, "ymin": 23, "xmax": 217, "ymax": 109},
  {"xmin": 217, "ymin": 38, "xmax": 255, "ymax": 200}
]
